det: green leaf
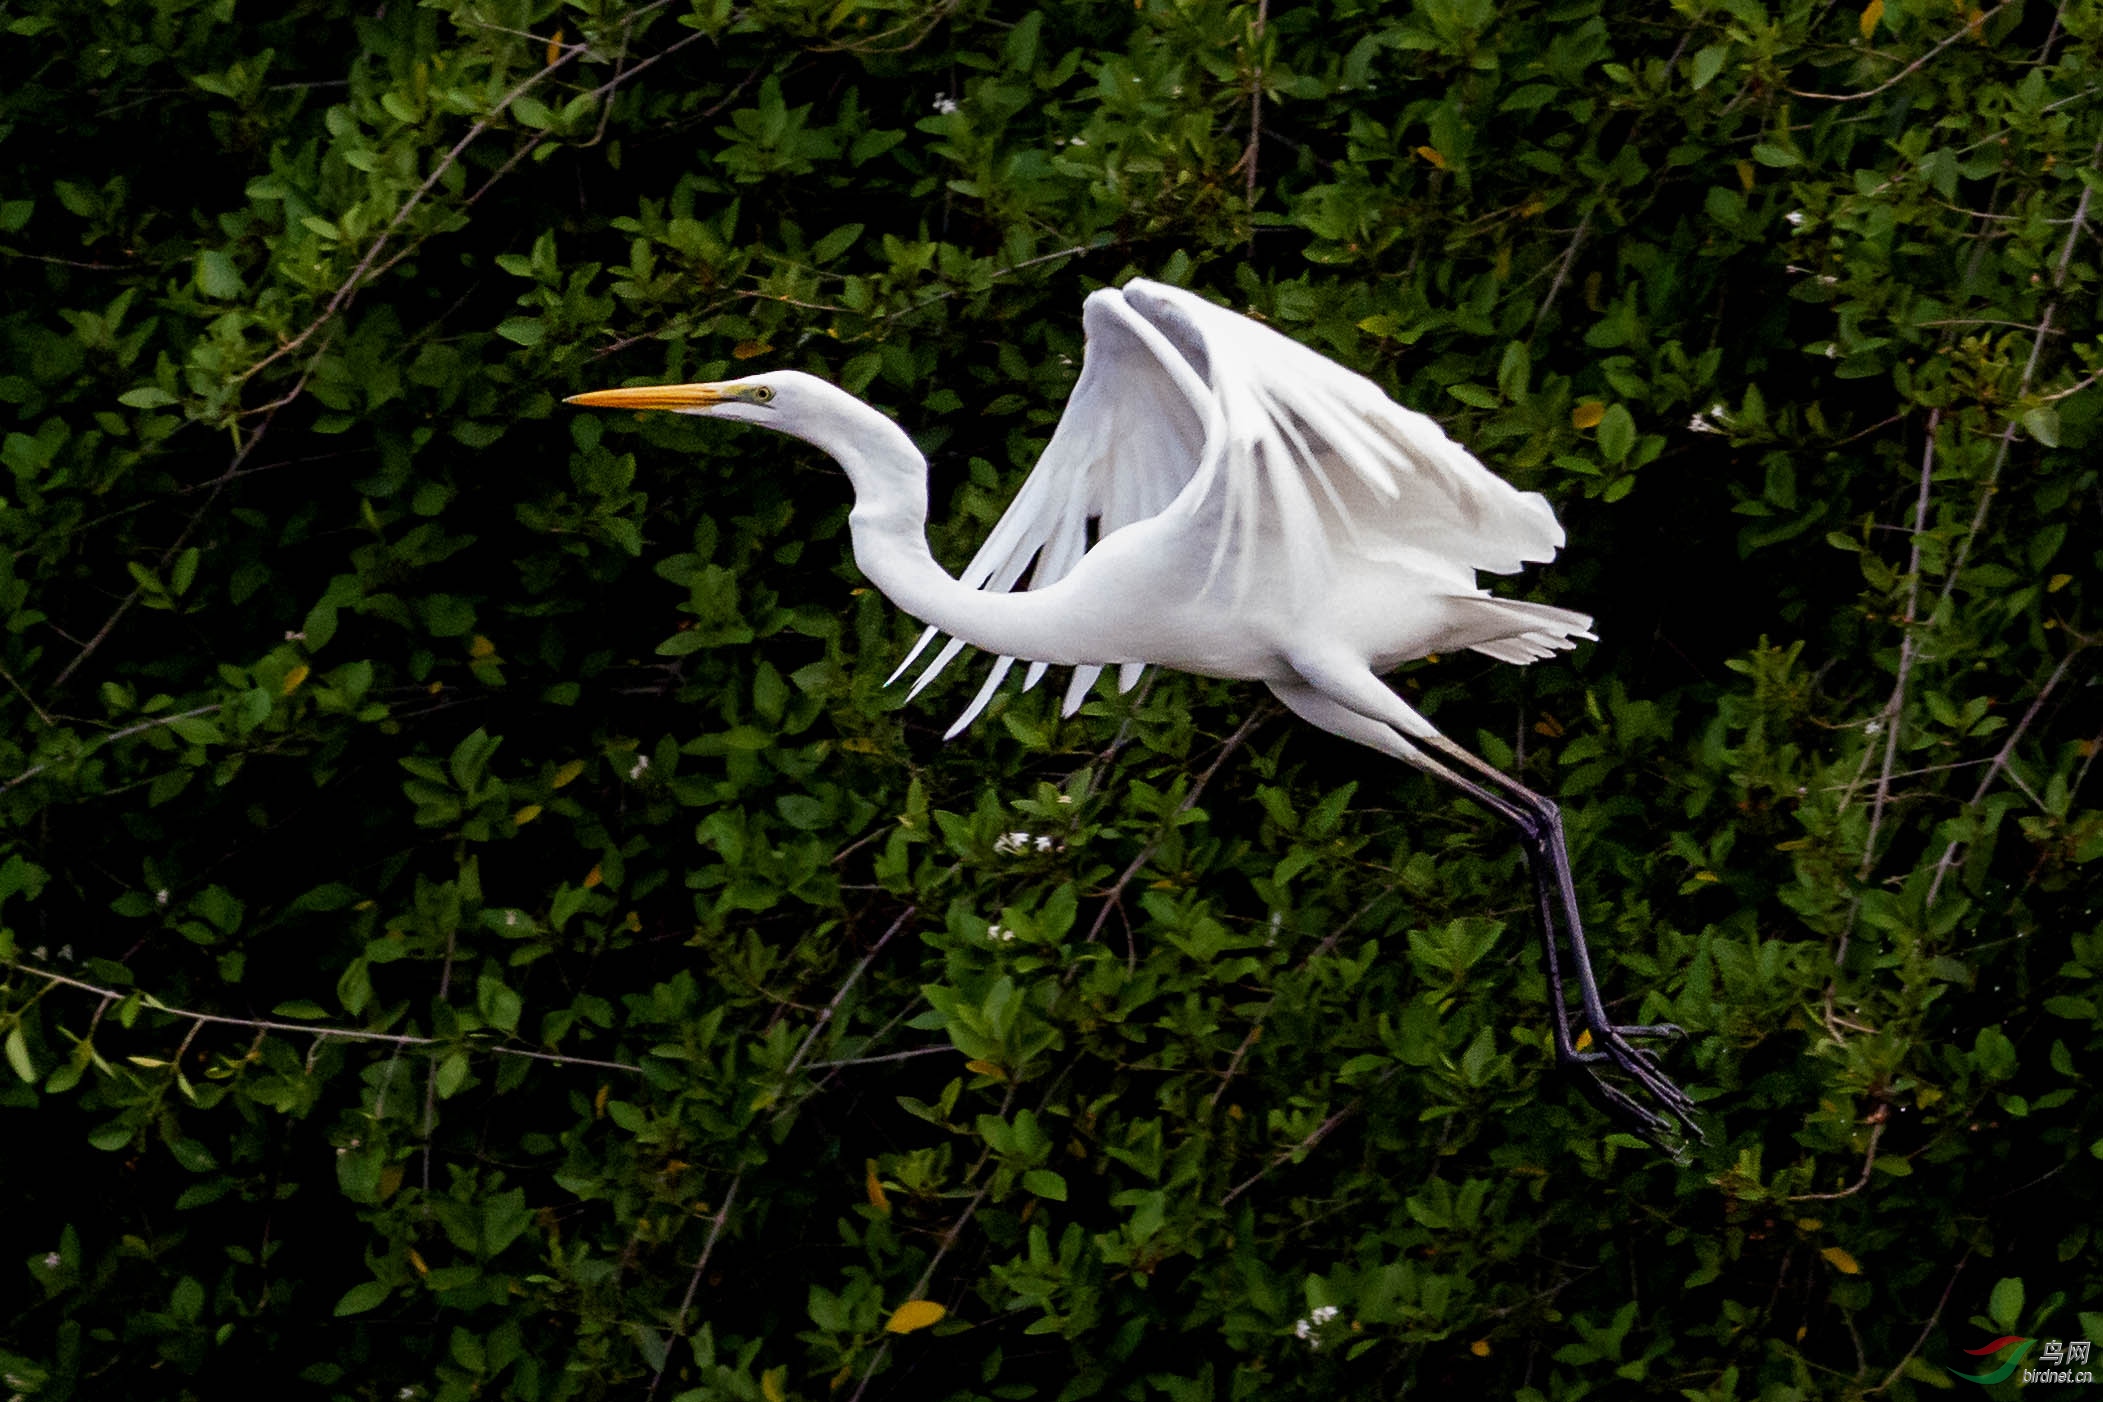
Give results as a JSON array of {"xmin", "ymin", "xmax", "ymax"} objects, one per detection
[
  {"xmin": 2021, "ymin": 406, "xmax": 2059, "ymax": 447},
  {"xmin": 334, "ymin": 1281, "xmax": 392, "ymax": 1316},
  {"xmin": 5, "ymin": 1027, "xmax": 33, "ymax": 1083},
  {"xmin": 1597, "ymin": 404, "xmax": 1637, "ymax": 463},
  {"xmin": 119, "ymin": 387, "xmax": 178, "ymax": 409},
  {"xmin": 1689, "ymin": 44, "xmax": 1729, "ymax": 90},
  {"xmin": 195, "ymin": 249, "xmax": 244, "ymax": 299},
  {"xmin": 1989, "ymin": 1276, "xmax": 2023, "ymax": 1330},
  {"xmin": 496, "ymin": 317, "xmax": 545, "ymax": 347}
]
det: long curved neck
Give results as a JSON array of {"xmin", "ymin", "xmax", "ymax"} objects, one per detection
[{"xmin": 795, "ymin": 396, "xmax": 1090, "ymax": 665}]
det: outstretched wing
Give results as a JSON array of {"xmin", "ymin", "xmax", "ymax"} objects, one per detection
[
  {"xmin": 1117, "ymin": 280, "xmax": 1567, "ymax": 603},
  {"xmin": 897, "ymin": 279, "xmax": 1569, "ymax": 738},
  {"xmin": 891, "ymin": 289, "xmax": 1216, "ymax": 737}
]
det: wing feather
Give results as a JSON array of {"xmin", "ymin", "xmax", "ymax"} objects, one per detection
[
  {"xmin": 902, "ymin": 289, "xmax": 1212, "ymax": 734},
  {"xmin": 898, "ymin": 279, "xmax": 1570, "ymax": 737},
  {"xmin": 1121, "ymin": 281, "xmax": 1566, "ymax": 591}
]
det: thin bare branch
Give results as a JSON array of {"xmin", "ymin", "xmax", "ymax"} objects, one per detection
[
  {"xmin": 8, "ymin": 962, "xmax": 639, "ymax": 1073},
  {"xmin": 1786, "ymin": 4, "xmax": 2008, "ymax": 102}
]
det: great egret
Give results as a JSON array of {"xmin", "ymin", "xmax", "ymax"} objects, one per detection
[{"xmin": 568, "ymin": 278, "xmax": 1698, "ymax": 1143}]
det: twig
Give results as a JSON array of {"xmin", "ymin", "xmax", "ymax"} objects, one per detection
[
  {"xmin": 1219, "ymin": 1090, "xmax": 1374, "ymax": 1207},
  {"xmin": 7, "ymin": 962, "xmax": 639, "ymax": 1073},
  {"xmin": 647, "ymin": 1171, "xmax": 744, "ymax": 1401},
  {"xmin": 775, "ymin": 905, "xmax": 915, "ymax": 1090},
  {"xmin": 0, "ymin": 704, "xmax": 223, "ymax": 795},
  {"xmin": 843, "ymin": 1186, "xmax": 987, "ymax": 1402},
  {"xmin": 1531, "ymin": 208, "xmax": 1593, "ymax": 335},
  {"xmin": 1787, "ymin": 1120, "xmax": 1887, "ymax": 1201},
  {"xmin": 805, "ymin": 1045, "xmax": 953, "ymax": 1069},
  {"xmin": 1857, "ymin": 408, "xmax": 1941, "ymax": 884},
  {"xmin": 1242, "ymin": 0, "xmax": 1269, "ymax": 216},
  {"xmin": 1786, "ymin": 4, "xmax": 2008, "ymax": 101},
  {"xmin": 1082, "ymin": 706, "xmax": 1270, "ymax": 950},
  {"xmin": 1925, "ymin": 642, "xmax": 2089, "ymax": 906},
  {"xmin": 49, "ymin": 364, "xmax": 313, "ymax": 693},
  {"xmin": 1870, "ymin": 1249, "xmax": 1970, "ymax": 1394},
  {"xmin": 1935, "ymin": 134, "xmax": 2100, "ymax": 617}
]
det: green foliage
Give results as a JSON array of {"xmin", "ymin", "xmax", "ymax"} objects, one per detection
[{"xmin": 2, "ymin": 0, "xmax": 2099, "ymax": 1398}]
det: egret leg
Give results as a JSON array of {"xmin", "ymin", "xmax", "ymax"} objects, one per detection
[{"xmin": 1272, "ymin": 669, "xmax": 1700, "ymax": 1143}]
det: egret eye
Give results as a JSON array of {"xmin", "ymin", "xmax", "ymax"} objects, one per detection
[{"xmin": 748, "ymin": 385, "xmax": 775, "ymax": 403}]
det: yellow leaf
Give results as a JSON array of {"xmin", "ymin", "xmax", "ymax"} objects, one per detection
[
  {"xmin": 1225, "ymin": 1103, "xmax": 1243, "ymax": 1120},
  {"xmin": 1822, "ymin": 1246, "xmax": 1861, "ymax": 1275},
  {"xmin": 408, "ymin": 1248, "xmax": 429, "ymax": 1277},
  {"xmin": 865, "ymin": 1161, "xmax": 891, "ymax": 1215},
  {"xmin": 1414, "ymin": 145, "xmax": 1447, "ymax": 169},
  {"xmin": 552, "ymin": 758, "xmax": 586, "ymax": 788},
  {"xmin": 1736, "ymin": 160, "xmax": 1755, "ymax": 192},
  {"xmin": 761, "ymin": 1365, "xmax": 786, "ymax": 1402},
  {"xmin": 593, "ymin": 1084, "xmax": 610, "ymax": 1117},
  {"xmin": 1694, "ymin": 870, "xmax": 1720, "ymax": 883},
  {"xmin": 513, "ymin": 804, "xmax": 543, "ymax": 826},
  {"xmin": 1572, "ymin": 401, "xmax": 1606, "ymax": 429},
  {"xmin": 1534, "ymin": 713, "xmax": 1566, "ymax": 738},
  {"xmin": 839, "ymin": 737, "xmax": 881, "ymax": 754},
  {"xmin": 470, "ymin": 635, "xmax": 496, "ymax": 659},
  {"xmin": 583, "ymin": 863, "xmax": 602, "ymax": 889},
  {"xmin": 427, "ymin": 681, "xmax": 443, "ymax": 695},
  {"xmin": 885, "ymin": 1299, "xmax": 946, "ymax": 1334},
  {"xmin": 281, "ymin": 664, "xmax": 310, "ymax": 695},
  {"xmin": 1859, "ymin": 0, "xmax": 1883, "ymax": 38},
  {"xmin": 623, "ymin": 910, "xmax": 641, "ymax": 932},
  {"xmin": 963, "ymin": 1059, "xmax": 1005, "ymax": 1080},
  {"xmin": 1470, "ymin": 1339, "xmax": 1491, "ymax": 1357},
  {"xmin": 545, "ymin": 27, "xmax": 565, "ymax": 66},
  {"xmin": 1796, "ymin": 1217, "xmax": 1823, "ymax": 1231},
  {"xmin": 2048, "ymin": 573, "xmax": 2071, "ymax": 592},
  {"xmin": 1574, "ymin": 1028, "xmax": 1593, "ymax": 1053},
  {"xmin": 733, "ymin": 340, "xmax": 774, "ymax": 360}
]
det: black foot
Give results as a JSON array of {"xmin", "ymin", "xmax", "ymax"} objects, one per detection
[{"xmin": 1560, "ymin": 1022, "xmax": 1702, "ymax": 1150}]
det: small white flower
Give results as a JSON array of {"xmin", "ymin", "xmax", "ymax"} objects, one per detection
[
  {"xmin": 156, "ymin": 889, "xmax": 170, "ymax": 907},
  {"xmin": 1785, "ymin": 209, "xmax": 1806, "ymax": 226},
  {"xmin": 1824, "ymin": 344, "xmax": 1840, "ymax": 357},
  {"xmin": 1035, "ymin": 835, "xmax": 1054, "ymax": 852},
  {"xmin": 1055, "ymin": 794, "xmax": 1072, "ymax": 805},
  {"xmin": 1864, "ymin": 720, "xmax": 1883, "ymax": 736},
  {"xmin": 504, "ymin": 910, "xmax": 519, "ymax": 927},
  {"xmin": 628, "ymin": 754, "xmax": 650, "ymax": 780},
  {"xmin": 1688, "ymin": 414, "xmax": 1719, "ymax": 434},
  {"xmin": 1067, "ymin": 135, "xmax": 1087, "ymax": 146},
  {"xmin": 994, "ymin": 831, "xmax": 1032, "ymax": 855},
  {"xmin": 284, "ymin": 629, "xmax": 306, "ymax": 641},
  {"xmin": 1818, "ymin": 274, "xmax": 1839, "ymax": 286},
  {"xmin": 1292, "ymin": 1304, "xmax": 1341, "ymax": 1348},
  {"xmin": 986, "ymin": 923, "xmax": 1016, "ymax": 943},
  {"xmin": 42, "ymin": 1252, "xmax": 60, "ymax": 1269},
  {"xmin": 932, "ymin": 94, "xmax": 958, "ymax": 115}
]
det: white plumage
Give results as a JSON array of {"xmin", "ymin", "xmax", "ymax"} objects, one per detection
[{"xmin": 568, "ymin": 278, "xmax": 1698, "ymax": 1144}]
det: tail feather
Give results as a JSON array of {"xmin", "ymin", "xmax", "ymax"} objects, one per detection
[{"xmin": 1454, "ymin": 596, "xmax": 1596, "ymax": 665}]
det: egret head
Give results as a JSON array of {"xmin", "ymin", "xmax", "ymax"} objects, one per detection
[
  {"xmin": 566, "ymin": 367, "xmax": 924, "ymax": 507},
  {"xmin": 564, "ymin": 369, "xmax": 828, "ymax": 427}
]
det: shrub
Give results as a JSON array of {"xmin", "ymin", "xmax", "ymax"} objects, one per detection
[{"xmin": 1, "ymin": 1, "xmax": 2097, "ymax": 1398}]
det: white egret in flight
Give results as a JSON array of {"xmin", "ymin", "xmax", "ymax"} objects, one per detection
[{"xmin": 569, "ymin": 278, "xmax": 1698, "ymax": 1143}]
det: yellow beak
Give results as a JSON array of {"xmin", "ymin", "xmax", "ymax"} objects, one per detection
[{"xmin": 564, "ymin": 383, "xmax": 733, "ymax": 411}]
